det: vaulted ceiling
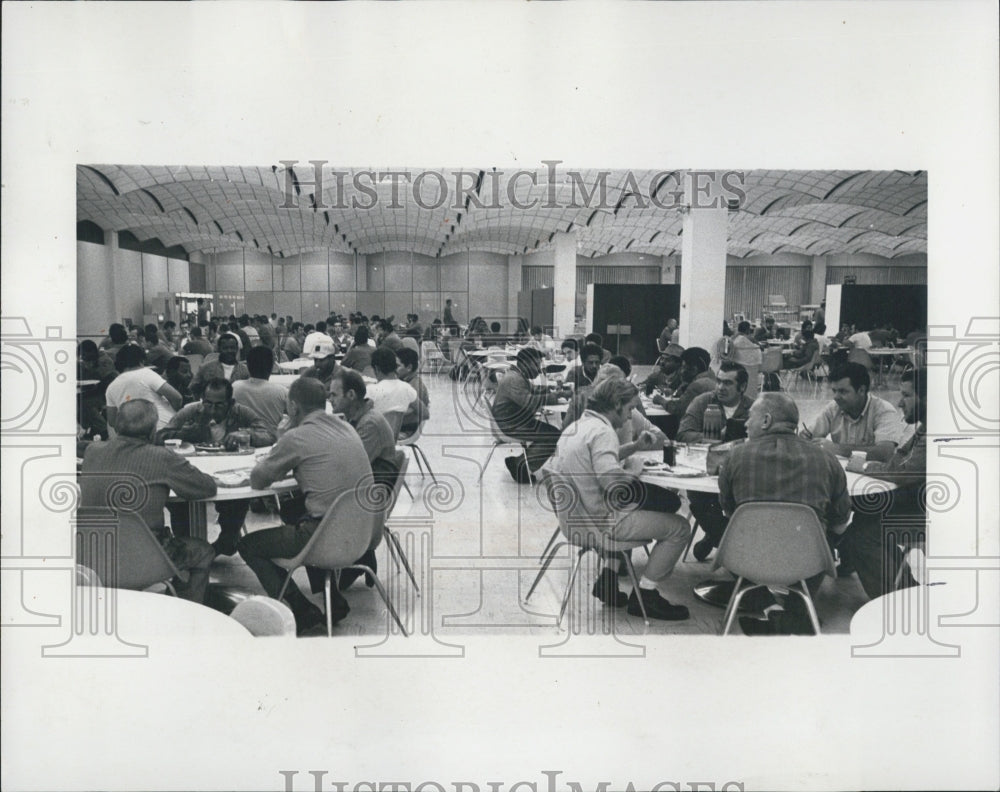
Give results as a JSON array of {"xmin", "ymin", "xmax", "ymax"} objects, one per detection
[{"xmin": 78, "ymin": 166, "xmax": 927, "ymax": 261}]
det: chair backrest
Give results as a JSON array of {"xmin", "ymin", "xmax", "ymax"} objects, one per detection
[
  {"xmin": 714, "ymin": 502, "xmax": 836, "ymax": 585},
  {"xmin": 760, "ymin": 347, "xmax": 784, "ymax": 373},
  {"xmin": 420, "ymin": 340, "xmax": 443, "ymax": 360},
  {"xmin": 381, "ymin": 409, "xmax": 405, "ymax": 438},
  {"xmin": 230, "ymin": 595, "xmax": 296, "ymax": 636},
  {"xmin": 76, "ymin": 563, "xmax": 103, "ymax": 587},
  {"xmin": 385, "ymin": 453, "xmax": 410, "ymax": 522},
  {"xmin": 76, "ymin": 510, "xmax": 180, "ymax": 592},
  {"xmin": 298, "ymin": 486, "xmax": 380, "ymax": 572}
]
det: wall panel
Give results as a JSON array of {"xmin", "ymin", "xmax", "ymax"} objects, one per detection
[
  {"xmin": 724, "ymin": 265, "xmax": 811, "ymax": 321},
  {"xmin": 384, "ymin": 293, "xmax": 414, "ymax": 322},
  {"xmin": 141, "ymin": 254, "xmax": 170, "ymax": 312},
  {"xmin": 826, "ymin": 266, "xmax": 927, "ymax": 285},
  {"xmin": 244, "ymin": 292, "xmax": 274, "ymax": 316},
  {"xmin": 273, "ymin": 292, "xmax": 302, "ymax": 320},
  {"xmin": 329, "ymin": 263, "xmax": 356, "ymax": 291},
  {"xmin": 301, "ymin": 264, "xmax": 328, "ymax": 292}
]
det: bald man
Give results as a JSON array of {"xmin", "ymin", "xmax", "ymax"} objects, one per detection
[{"xmin": 718, "ymin": 393, "xmax": 850, "ymax": 635}]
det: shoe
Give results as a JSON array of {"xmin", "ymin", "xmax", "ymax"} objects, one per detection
[
  {"xmin": 739, "ymin": 615, "xmax": 777, "ymax": 636},
  {"xmin": 212, "ymin": 530, "xmax": 241, "ymax": 556},
  {"xmin": 591, "ymin": 568, "xmax": 628, "ymax": 608},
  {"xmin": 626, "ymin": 588, "xmax": 690, "ymax": 621},
  {"xmin": 692, "ymin": 537, "xmax": 714, "ymax": 562},
  {"xmin": 338, "ymin": 549, "xmax": 377, "ymax": 591},
  {"xmin": 293, "ymin": 603, "xmax": 327, "ymax": 636}
]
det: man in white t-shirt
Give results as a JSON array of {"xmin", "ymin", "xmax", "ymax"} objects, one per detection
[
  {"xmin": 105, "ymin": 344, "xmax": 182, "ymax": 432},
  {"xmin": 847, "ymin": 329, "xmax": 873, "ymax": 350},
  {"xmin": 366, "ymin": 346, "xmax": 417, "ymax": 433}
]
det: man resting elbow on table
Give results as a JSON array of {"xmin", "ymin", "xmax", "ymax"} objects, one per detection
[
  {"xmin": 543, "ymin": 378, "xmax": 690, "ymax": 621},
  {"xmin": 799, "ymin": 362, "xmax": 901, "ymax": 463},
  {"xmin": 238, "ymin": 378, "xmax": 374, "ymax": 635},
  {"xmin": 159, "ymin": 377, "xmax": 275, "ymax": 556}
]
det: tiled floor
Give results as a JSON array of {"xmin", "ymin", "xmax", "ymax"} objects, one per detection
[{"xmin": 208, "ymin": 365, "xmax": 910, "ymax": 638}]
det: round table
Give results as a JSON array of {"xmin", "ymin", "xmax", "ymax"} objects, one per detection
[
  {"xmin": 168, "ymin": 447, "xmax": 297, "ymax": 540},
  {"xmin": 277, "ymin": 358, "xmax": 315, "ymax": 373}
]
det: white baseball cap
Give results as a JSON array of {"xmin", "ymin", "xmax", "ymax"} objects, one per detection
[{"xmin": 303, "ymin": 332, "xmax": 336, "ymax": 359}]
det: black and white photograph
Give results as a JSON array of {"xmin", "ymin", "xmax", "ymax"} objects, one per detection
[{"xmin": 2, "ymin": 4, "xmax": 998, "ymax": 791}]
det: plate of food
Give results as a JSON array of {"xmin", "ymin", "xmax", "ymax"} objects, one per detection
[
  {"xmin": 194, "ymin": 443, "xmax": 227, "ymax": 453},
  {"xmin": 643, "ymin": 463, "xmax": 707, "ymax": 478},
  {"xmin": 213, "ymin": 468, "xmax": 251, "ymax": 488}
]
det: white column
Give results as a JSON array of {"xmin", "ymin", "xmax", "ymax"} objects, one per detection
[
  {"xmin": 679, "ymin": 176, "xmax": 728, "ymax": 350},
  {"xmin": 660, "ymin": 255, "xmax": 678, "ymax": 284},
  {"xmin": 552, "ymin": 231, "xmax": 577, "ymax": 339},
  {"xmin": 810, "ymin": 255, "xmax": 828, "ymax": 305},
  {"xmin": 507, "ymin": 254, "xmax": 522, "ymax": 333}
]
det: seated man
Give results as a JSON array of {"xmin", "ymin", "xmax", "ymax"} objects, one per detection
[
  {"xmin": 718, "ymin": 392, "xmax": 851, "ymax": 635},
  {"xmin": 584, "ymin": 332, "xmax": 613, "ymax": 364},
  {"xmin": 542, "ymin": 378, "xmax": 691, "ymax": 620},
  {"xmin": 752, "ymin": 315, "xmax": 776, "ymax": 345},
  {"xmin": 376, "ymin": 319, "xmax": 405, "ymax": 353},
  {"xmin": 181, "ymin": 325, "xmax": 214, "ymax": 357},
  {"xmin": 238, "ymin": 378, "xmax": 373, "ymax": 634},
  {"xmin": 106, "ymin": 344, "xmax": 182, "ymax": 433},
  {"xmin": 564, "ymin": 342, "xmax": 604, "ymax": 391},
  {"xmin": 341, "ymin": 326, "xmax": 376, "ymax": 376},
  {"xmin": 653, "ymin": 346, "xmax": 716, "ymax": 416},
  {"xmin": 189, "ymin": 333, "xmax": 250, "ymax": 397},
  {"xmin": 783, "ymin": 328, "xmax": 819, "ymax": 371},
  {"xmin": 233, "ymin": 346, "xmax": 289, "ymax": 435},
  {"xmin": 366, "ymin": 346, "xmax": 418, "ymax": 434},
  {"xmin": 842, "ymin": 368, "xmax": 927, "ymax": 600},
  {"xmin": 300, "ymin": 334, "xmax": 340, "ymax": 387},
  {"xmin": 641, "ymin": 343, "xmax": 684, "ymax": 396},
  {"xmin": 328, "ymin": 368, "xmax": 401, "ymax": 588},
  {"xmin": 396, "ymin": 346, "xmax": 430, "ymax": 435},
  {"xmin": 79, "ymin": 400, "xmax": 216, "ymax": 603},
  {"xmin": 677, "ymin": 362, "xmax": 755, "ymax": 561},
  {"xmin": 802, "ymin": 362, "xmax": 901, "ymax": 463},
  {"xmin": 100, "ymin": 322, "xmax": 129, "ymax": 358},
  {"xmin": 725, "ymin": 322, "xmax": 762, "ymax": 399},
  {"xmin": 163, "ymin": 355, "xmax": 196, "ymax": 406},
  {"xmin": 77, "ymin": 340, "xmax": 117, "ymax": 439},
  {"xmin": 492, "ymin": 347, "xmax": 564, "ymax": 483},
  {"xmin": 559, "ymin": 337, "xmax": 580, "ymax": 367},
  {"xmin": 160, "ymin": 377, "xmax": 275, "ymax": 555}
]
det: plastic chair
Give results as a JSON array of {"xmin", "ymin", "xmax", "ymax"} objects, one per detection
[
  {"xmin": 380, "ymin": 409, "xmax": 405, "ymax": 439},
  {"xmin": 75, "ymin": 510, "xmax": 181, "ymax": 596},
  {"xmin": 479, "ymin": 412, "xmax": 531, "ymax": 483},
  {"xmin": 781, "ymin": 347, "xmax": 823, "ymax": 394},
  {"xmin": 381, "ymin": 453, "xmax": 419, "ymax": 594},
  {"xmin": 420, "ymin": 341, "xmax": 449, "ymax": 376},
  {"xmin": 524, "ymin": 471, "xmax": 651, "ymax": 625},
  {"xmin": 399, "ymin": 419, "xmax": 436, "ymax": 483},
  {"xmin": 76, "ymin": 563, "xmax": 103, "ymax": 587},
  {"xmin": 274, "ymin": 487, "xmax": 408, "ymax": 637},
  {"xmin": 230, "ymin": 595, "xmax": 296, "ymax": 636},
  {"xmin": 760, "ymin": 347, "xmax": 785, "ymax": 392},
  {"xmin": 712, "ymin": 502, "xmax": 836, "ymax": 636}
]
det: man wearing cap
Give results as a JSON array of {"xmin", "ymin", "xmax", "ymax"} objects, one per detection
[
  {"xmin": 652, "ymin": 347, "xmax": 716, "ymax": 416},
  {"xmin": 300, "ymin": 333, "xmax": 340, "ymax": 387},
  {"xmin": 642, "ymin": 343, "xmax": 684, "ymax": 396}
]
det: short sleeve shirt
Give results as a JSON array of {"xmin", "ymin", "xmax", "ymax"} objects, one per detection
[
  {"xmin": 808, "ymin": 394, "xmax": 902, "ymax": 447},
  {"xmin": 105, "ymin": 367, "xmax": 176, "ymax": 429}
]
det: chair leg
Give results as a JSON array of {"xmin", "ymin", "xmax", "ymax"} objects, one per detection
[
  {"xmin": 385, "ymin": 528, "xmax": 420, "ymax": 594},
  {"xmin": 357, "ymin": 565, "xmax": 408, "ymax": 637},
  {"xmin": 277, "ymin": 569, "xmax": 294, "ymax": 602},
  {"xmin": 525, "ymin": 539, "xmax": 568, "ymax": 602},
  {"xmin": 415, "ymin": 445, "xmax": 437, "ymax": 484},
  {"xmin": 721, "ymin": 577, "xmax": 752, "ymax": 635},
  {"xmin": 163, "ymin": 580, "xmax": 178, "ymax": 597},
  {"xmin": 793, "ymin": 582, "xmax": 822, "ymax": 635},
  {"xmin": 682, "ymin": 518, "xmax": 700, "ymax": 562},
  {"xmin": 556, "ymin": 549, "xmax": 587, "ymax": 627},
  {"xmin": 324, "ymin": 570, "xmax": 334, "ymax": 637},
  {"xmin": 621, "ymin": 554, "xmax": 648, "ymax": 625},
  {"xmin": 409, "ymin": 445, "xmax": 426, "ymax": 478},
  {"xmin": 479, "ymin": 441, "xmax": 500, "ymax": 482},
  {"xmin": 538, "ymin": 525, "xmax": 561, "ymax": 563},
  {"xmin": 402, "ymin": 479, "xmax": 414, "ymax": 499}
]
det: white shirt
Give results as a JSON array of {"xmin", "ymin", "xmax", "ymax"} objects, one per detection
[
  {"xmin": 105, "ymin": 367, "xmax": 176, "ymax": 429},
  {"xmin": 848, "ymin": 331, "xmax": 873, "ymax": 350},
  {"xmin": 366, "ymin": 378, "xmax": 417, "ymax": 417}
]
